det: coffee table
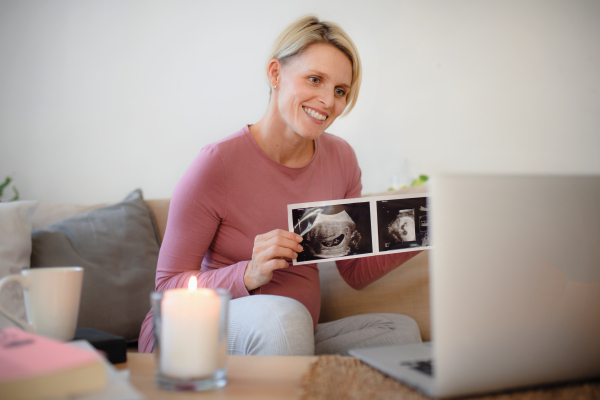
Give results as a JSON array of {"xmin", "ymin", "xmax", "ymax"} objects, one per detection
[{"xmin": 116, "ymin": 353, "xmax": 317, "ymax": 399}]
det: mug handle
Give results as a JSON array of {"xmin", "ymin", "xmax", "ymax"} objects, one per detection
[{"xmin": 0, "ymin": 274, "xmax": 34, "ymax": 331}]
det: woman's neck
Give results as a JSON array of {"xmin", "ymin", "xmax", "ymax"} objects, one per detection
[{"xmin": 249, "ymin": 107, "xmax": 315, "ymax": 168}]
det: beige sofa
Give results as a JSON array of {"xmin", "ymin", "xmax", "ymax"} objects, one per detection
[{"xmin": 31, "ymin": 186, "xmax": 431, "ymax": 342}]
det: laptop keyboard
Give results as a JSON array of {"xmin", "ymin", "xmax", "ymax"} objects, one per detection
[{"xmin": 400, "ymin": 360, "xmax": 434, "ymax": 376}]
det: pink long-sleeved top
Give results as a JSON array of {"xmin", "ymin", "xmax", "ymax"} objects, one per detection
[{"xmin": 138, "ymin": 126, "xmax": 418, "ymax": 353}]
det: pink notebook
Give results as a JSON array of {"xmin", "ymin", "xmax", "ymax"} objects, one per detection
[{"xmin": 0, "ymin": 327, "xmax": 101, "ymax": 382}]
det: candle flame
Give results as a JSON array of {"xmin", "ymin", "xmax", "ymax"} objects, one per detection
[{"xmin": 188, "ymin": 275, "xmax": 198, "ymax": 291}]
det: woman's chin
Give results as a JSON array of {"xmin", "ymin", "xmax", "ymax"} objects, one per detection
[
  {"xmin": 302, "ymin": 131, "xmax": 324, "ymax": 141},
  {"xmin": 295, "ymin": 123, "xmax": 328, "ymax": 140}
]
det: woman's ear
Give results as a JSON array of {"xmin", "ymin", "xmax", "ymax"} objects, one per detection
[{"xmin": 267, "ymin": 59, "xmax": 281, "ymax": 89}]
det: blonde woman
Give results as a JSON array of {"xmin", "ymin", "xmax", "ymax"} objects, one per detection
[{"xmin": 139, "ymin": 15, "xmax": 422, "ymax": 355}]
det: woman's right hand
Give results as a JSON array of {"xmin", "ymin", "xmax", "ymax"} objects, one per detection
[{"xmin": 243, "ymin": 229, "xmax": 303, "ymax": 291}]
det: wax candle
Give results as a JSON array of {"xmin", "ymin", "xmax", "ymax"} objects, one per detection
[{"xmin": 160, "ymin": 276, "xmax": 222, "ymax": 379}]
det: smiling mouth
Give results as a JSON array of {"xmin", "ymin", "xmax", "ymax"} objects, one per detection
[{"xmin": 303, "ymin": 107, "xmax": 327, "ymax": 121}]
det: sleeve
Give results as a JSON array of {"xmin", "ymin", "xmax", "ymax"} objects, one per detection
[
  {"xmin": 336, "ymin": 141, "xmax": 421, "ymax": 289},
  {"xmin": 154, "ymin": 146, "xmax": 251, "ymax": 298}
]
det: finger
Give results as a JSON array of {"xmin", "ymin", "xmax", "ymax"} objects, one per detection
[
  {"xmin": 267, "ymin": 245, "xmax": 297, "ymax": 260},
  {"xmin": 269, "ymin": 235, "xmax": 304, "ymax": 252},
  {"xmin": 266, "ymin": 258, "xmax": 290, "ymax": 271},
  {"xmin": 261, "ymin": 229, "xmax": 303, "ymax": 243},
  {"xmin": 259, "ymin": 258, "xmax": 286, "ymax": 273}
]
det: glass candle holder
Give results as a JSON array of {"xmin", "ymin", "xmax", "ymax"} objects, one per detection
[{"xmin": 151, "ymin": 283, "xmax": 230, "ymax": 392}]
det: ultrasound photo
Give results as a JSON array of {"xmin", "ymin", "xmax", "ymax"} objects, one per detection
[
  {"xmin": 291, "ymin": 202, "xmax": 372, "ymax": 263},
  {"xmin": 377, "ymin": 197, "xmax": 429, "ymax": 252}
]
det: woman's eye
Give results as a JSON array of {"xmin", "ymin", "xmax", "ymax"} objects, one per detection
[
  {"xmin": 309, "ymin": 76, "xmax": 320, "ymax": 84},
  {"xmin": 335, "ymin": 88, "xmax": 346, "ymax": 97}
]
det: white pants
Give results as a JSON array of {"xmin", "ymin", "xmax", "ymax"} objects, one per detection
[{"xmin": 227, "ymin": 295, "xmax": 422, "ymax": 356}]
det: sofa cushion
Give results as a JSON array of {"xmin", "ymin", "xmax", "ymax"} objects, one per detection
[
  {"xmin": 32, "ymin": 202, "xmax": 108, "ymax": 230},
  {"xmin": 32, "ymin": 199, "xmax": 171, "ymax": 243},
  {"xmin": 0, "ymin": 201, "xmax": 38, "ymax": 331},
  {"xmin": 145, "ymin": 199, "xmax": 170, "ymax": 242},
  {"xmin": 30, "ymin": 189, "xmax": 159, "ymax": 341}
]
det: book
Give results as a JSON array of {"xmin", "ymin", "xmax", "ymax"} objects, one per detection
[
  {"xmin": 0, "ymin": 327, "xmax": 107, "ymax": 400},
  {"xmin": 73, "ymin": 327, "xmax": 127, "ymax": 364}
]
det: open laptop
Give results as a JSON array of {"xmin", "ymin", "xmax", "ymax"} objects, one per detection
[{"xmin": 350, "ymin": 174, "xmax": 600, "ymax": 398}]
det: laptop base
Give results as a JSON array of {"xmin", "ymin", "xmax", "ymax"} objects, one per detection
[{"xmin": 349, "ymin": 342, "xmax": 437, "ymax": 398}]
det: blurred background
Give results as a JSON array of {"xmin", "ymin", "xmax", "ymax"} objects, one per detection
[{"xmin": 1, "ymin": 0, "xmax": 599, "ymax": 203}]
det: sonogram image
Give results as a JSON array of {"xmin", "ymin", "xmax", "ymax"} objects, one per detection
[
  {"xmin": 377, "ymin": 197, "xmax": 429, "ymax": 251},
  {"xmin": 292, "ymin": 202, "xmax": 372, "ymax": 263},
  {"xmin": 388, "ymin": 209, "xmax": 416, "ymax": 243}
]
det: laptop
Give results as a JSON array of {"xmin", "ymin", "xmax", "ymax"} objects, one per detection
[{"xmin": 350, "ymin": 174, "xmax": 600, "ymax": 398}]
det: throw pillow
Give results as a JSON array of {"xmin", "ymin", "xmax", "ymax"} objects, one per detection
[
  {"xmin": 31, "ymin": 189, "xmax": 160, "ymax": 341},
  {"xmin": 0, "ymin": 201, "xmax": 38, "ymax": 330}
]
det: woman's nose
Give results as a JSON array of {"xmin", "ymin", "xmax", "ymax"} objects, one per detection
[{"xmin": 318, "ymin": 88, "xmax": 335, "ymax": 108}]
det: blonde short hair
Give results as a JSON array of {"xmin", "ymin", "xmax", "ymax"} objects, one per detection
[{"xmin": 267, "ymin": 15, "xmax": 362, "ymax": 116}]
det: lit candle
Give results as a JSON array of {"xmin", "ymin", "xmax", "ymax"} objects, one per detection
[{"xmin": 160, "ymin": 276, "xmax": 222, "ymax": 379}]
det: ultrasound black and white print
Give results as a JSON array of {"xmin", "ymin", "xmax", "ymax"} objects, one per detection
[
  {"xmin": 376, "ymin": 197, "xmax": 429, "ymax": 252},
  {"xmin": 291, "ymin": 202, "xmax": 372, "ymax": 263},
  {"xmin": 288, "ymin": 194, "xmax": 430, "ymax": 265}
]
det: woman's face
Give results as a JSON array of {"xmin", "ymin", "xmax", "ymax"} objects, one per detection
[{"xmin": 274, "ymin": 43, "xmax": 353, "ymax": 141}]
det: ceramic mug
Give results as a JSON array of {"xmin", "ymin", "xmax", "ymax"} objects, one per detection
[{"xmin": 0, "ymin": 266, "xmax": 83, "ymax": 341}]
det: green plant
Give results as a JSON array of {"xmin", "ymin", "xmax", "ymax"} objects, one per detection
[
  {"xmin": 0, "ymin": 177, "xmax": 19, "ymax": 202},
  {"xmin": 408, "ymin": 174, "xmax": 429, "ymax": 187},
  {"xmin": 388, "ymin": 174, "xmax": 429, "ymax": 191}
]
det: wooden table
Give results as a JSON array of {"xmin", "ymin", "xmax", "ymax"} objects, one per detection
[{"xmin": 116, "ymin": 354, "xmax": 317, "ymax": 400}]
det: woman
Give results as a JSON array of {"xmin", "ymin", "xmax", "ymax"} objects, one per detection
[{"xmin": 139, "ymin": 15, "xmax": 422, "ymax": 356}]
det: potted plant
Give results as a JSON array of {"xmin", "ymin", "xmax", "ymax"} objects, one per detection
[{"xmin": 0, "ymin": 177, "xmax": 19, "ymax": 202}]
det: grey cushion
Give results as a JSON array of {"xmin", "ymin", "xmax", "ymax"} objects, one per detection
[{"xmin": 31, "ymin": 189, "xmax": 159, "ymax": 341}]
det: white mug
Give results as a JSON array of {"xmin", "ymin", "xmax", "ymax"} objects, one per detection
[{"xmin": 0, "ymin": 266, "xmax": 83, "ymax": 341}]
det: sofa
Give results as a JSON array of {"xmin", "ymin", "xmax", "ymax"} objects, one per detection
[{"xmin": 5, "ymin": 185, "xmax": 430, "ymax": 343}]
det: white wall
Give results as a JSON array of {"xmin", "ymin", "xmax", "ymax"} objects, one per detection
[{"xmin": 1, "ymin": 0, "xmax": 599, "ymax": 203}]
